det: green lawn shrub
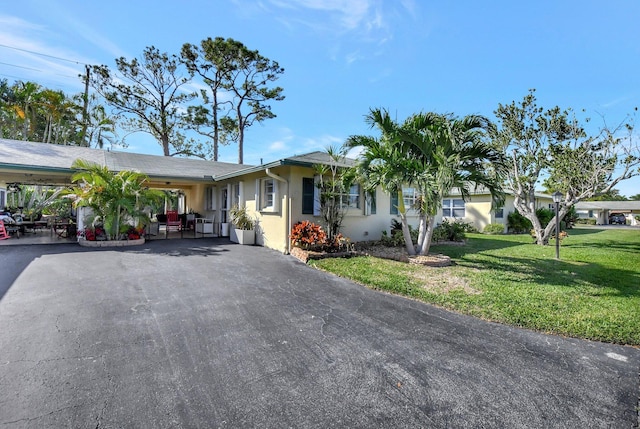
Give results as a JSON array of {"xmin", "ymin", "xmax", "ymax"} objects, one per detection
[{"xmin": 483, "ymin": 223, "xmax": 505, "ymax": 234}]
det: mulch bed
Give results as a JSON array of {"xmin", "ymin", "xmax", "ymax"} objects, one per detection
[{"xmin": 290, "ymin": 243, "xmax": 454, "ymax": 267}]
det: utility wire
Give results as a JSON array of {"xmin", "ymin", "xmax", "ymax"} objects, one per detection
[
  {"xmin": 0, "ymin": 61, "xmax": 43, "ymax": 72},
  {"xmin": 0, "ymin": 43, "xmax": 88, "ymax": 66}
]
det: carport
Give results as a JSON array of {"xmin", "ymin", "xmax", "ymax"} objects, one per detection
[
  {"xmin": 575, "ymin": 200, "xmax": 640, "ymax": 225},
  {"xmin": 0, "ymin": 138, "xmax": 246, "ymax": 242}
]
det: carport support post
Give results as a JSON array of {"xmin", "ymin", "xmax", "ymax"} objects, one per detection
[{"xmin": 552, "ymin": 191, "xmax": 562, "ymax": 260}]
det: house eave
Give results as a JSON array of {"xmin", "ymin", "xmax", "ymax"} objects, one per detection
[{"xmin": 213, "ymin": 159, "xmax": 315, "ymax": 181}]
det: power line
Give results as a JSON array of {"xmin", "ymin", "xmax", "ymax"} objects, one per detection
[
  {"xmin": 0, "ymin": 60, "xmax": 82, "ymax": 80},
  {"xmin": 0, "ymin": 61, "xmax": 42, "ymax": 72},
  {"xmin": 0, "ymin": 43, "xmax": 88, "ymax": 66}
]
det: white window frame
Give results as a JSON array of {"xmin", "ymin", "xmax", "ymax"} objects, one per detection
[
  {"xmin": 256, "ymin": 178, "xmax": 279, "ymax": 213},
  {"xmin": 205, "ymin": 186, "xmax": 217, "ymax": 211},
  {"xmin": 230, "ymin": 181, "xmax": 244, "ymax": 208},
  {"xmin": 402, "ymin": 187, "xmax": 419, "ymax": 210},
  {"xmin": 340, "ymin": 184, "xmax": 361, "ymax": 210},
  {"xmin": 443, "ymin": 198, "xmax": 465, "ymax": 218}
]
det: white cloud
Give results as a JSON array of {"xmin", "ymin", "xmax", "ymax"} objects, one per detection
[
  {"xmin": 301, "ymin": 134, "xmax": 344, "ymax": 151},
  {"xmin": 269, "ymin": 140, "xmax": 288, "ymax": 151},
  {"xmin": 264, "ymin": 0, "xmax": 398, "ymax": 64},
  {"xmin": 268, "ymin": 0, "xmax": 382, "ymax": 33},
  {"xmin": 243, "ymin": 130, "xmax": 346, "ymax": 165},
  {"xmin": 0, "ymin": 13, "xmax": 117, "ymax": 92}
]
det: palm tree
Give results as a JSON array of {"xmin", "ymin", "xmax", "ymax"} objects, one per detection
[
  {"xmin": 70, "ymin": 159, "xmax": 164, "ymax": 240},
  {"xmin": 12, "ymin": 81, "xmax": 41, "ymax": 140},
  {"xmin": 85, "ymin": 102, "xmax": 118, "ymax": 149},
  {"xmin": 346, "ymin": 109, "xmax": 433, "ymax": 255},
  {"xmin": 346, "ymin": 108, "xmax": 505, "ymax": 256}
]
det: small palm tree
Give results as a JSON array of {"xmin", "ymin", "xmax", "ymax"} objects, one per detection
[
  {"xmin": 346, "ymin": 108, "xmax": 505, "ymax": 256},
  {"xmin": 70, "ymin": 159, "xmax": 164, "ymax": 240}
]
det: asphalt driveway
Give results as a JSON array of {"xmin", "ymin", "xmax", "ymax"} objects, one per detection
[{"xmin": 0, "ymin": 239, "xmax": 638, "ymax": 428}]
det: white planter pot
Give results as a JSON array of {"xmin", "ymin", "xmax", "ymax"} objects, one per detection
[
  {"xmin": 233, "ymin": 228, "xmax": 255, "ymax": 245},
  {"xmin": 221, "ymin": 223, "xmax": 230, "ymax": 237}
]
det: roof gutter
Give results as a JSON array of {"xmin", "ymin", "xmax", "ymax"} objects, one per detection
[{"xmin": 265, "ymin": 168, "xmax": 290, "ymax": 254}]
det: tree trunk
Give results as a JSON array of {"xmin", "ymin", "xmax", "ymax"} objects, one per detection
[
  {"xmin": 161, "ymin": 134, "xmax": 170, "ymax": 156},
  {"xmin": 416, "ymin": 215, "xmax": 426, "ymax": 250},
  {"xmin": 237, "ymin": 107, "xmax": 244, "ymax": 164},
  {"xmin": 418, "ymin": 216, "xmax": 436, "ymax": 255},
  {"xmin": 212, "ymin": 94, "xmax": 219, "ymax": 161},
  {"xmin": 396, "ymin": 189, "xmax": 415, "ymax": 255},
  {"xmin": 399, "ymin": 212, "xmax": 415, "ymax": 256}
]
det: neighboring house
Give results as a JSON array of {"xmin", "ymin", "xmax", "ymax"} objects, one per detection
[{"xmin": 575, "ymin": 201, "xmax": 640, "ymax": 225}]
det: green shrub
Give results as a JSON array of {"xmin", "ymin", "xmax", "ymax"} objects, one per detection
[
  {"xmin": 565, "ymin": 206, "xmax": 579, "ymax": 228},
  {"xmin": 432, "ymin": 219, "xmax": 467, "ymax": 242},
  {"xmin": 507, "ymin": 211, "xmax": 531, "ymax": 233},
  {"xmin": 483, "ymin": 223, "xmax": 505, "ymax": 234},
  {"xmin": 457, "ymin": 220, "xmax": 478, "ymax": 233},
  {"xmin": 536, "ymin": 207, "xmax": 554, "ymax": 227},
  {"xmin": 575, "ymin": 218, "xmax": 597, "ymax": 225},
  {"xmin": 381, "ymin": 220, "xmax": 418, "ymax": 247}
]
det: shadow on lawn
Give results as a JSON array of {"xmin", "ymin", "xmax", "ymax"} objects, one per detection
[
  {"xmin": 453, "ymin": 252, "xmax": 640, "ymax": 298},
  {"xmin": 560, "ymin": 227, "xmax": 640, "ymax": 254}
]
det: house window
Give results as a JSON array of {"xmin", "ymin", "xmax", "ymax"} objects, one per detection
[
  {"xmin": 402, "ymin": 187, "xmax": 419, "ymax": 210},
  {"xmin": 0, "ymin": 189, "xmax": 5, "ymax": 210},
  {"xmin": 257, "ymin": 178, "xmax": 278, "ymax": 212},
  {"xmin": 390, "ymin": 187, "xmax": 419, "ymax": 215},
  {"xmin": 263, "ymin": 179, "xmax": 274, "ymax": 209},
  {"xmin": 205, "ymin": 186, "xmax": 217, "ymax": 211},
  {"xmin": 495, "ymin": 207, "xmax": 504, "ymax": 219},
  {"xmin": 302, "ymin": 178, "xmax": 314, "ymax": 214},
  {"xmin": 443, "ymin": 198, "xmax": 465, "ymax": 217},
  {"xmin": 231, "ymin": 182, "xmax": 241, "ymax": 208},
  {"xmin": 340, "ymin": 184, "xmax": 360, "ymax": 209}
]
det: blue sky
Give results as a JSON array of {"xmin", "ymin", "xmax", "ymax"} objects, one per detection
[{"xmin": 1, "ymin": 0, "xmax": 639, "ymax": 196}]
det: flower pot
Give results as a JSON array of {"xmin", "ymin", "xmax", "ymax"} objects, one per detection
[{"xmin": 232, "ymin": 228, "xmax": 255, "ymax": 245}]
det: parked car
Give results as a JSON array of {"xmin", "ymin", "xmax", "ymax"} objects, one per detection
[{"xmin": 609, "ymin": 213, "xmax": 627, "ymax": 225}]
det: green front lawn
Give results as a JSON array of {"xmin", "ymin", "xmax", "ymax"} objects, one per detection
[{"xmin": 310, "ymin": 227, "xmax": 640, "ymax": 345}]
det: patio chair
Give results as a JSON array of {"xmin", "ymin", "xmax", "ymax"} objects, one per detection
[
  {"xmin": 195, "ymin": 215, "xmax": 215, "ymax": 237},
  {"xmin": 165, "ymin": 210, "xmax": 182, "ymax": 234},
  {"xmin": 0, "ymin": 219, "xmax": 10, "ymax": 240}
]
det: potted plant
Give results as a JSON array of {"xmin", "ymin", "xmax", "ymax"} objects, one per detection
[{"xmin": 229, "ymin": 204, "xmax": 255, "ymax": 245}]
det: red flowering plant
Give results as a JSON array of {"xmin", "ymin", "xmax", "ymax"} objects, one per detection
[
  {"xmin": 290, "ymin": 221, "xmax": 328, "ymax": 250},
  {"xmin": 77, "ymin": 226, "xmax": 106, "ymax": 241},
  {"xmin": 125, "ymin": 226, "xmax": 145, "ymax": 240}
]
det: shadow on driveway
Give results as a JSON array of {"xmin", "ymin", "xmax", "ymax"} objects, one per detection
[{"xmin": 0, "ymin": 239, "xmax": 638, "ymax": 428}]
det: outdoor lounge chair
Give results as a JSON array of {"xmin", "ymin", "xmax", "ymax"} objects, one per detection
[{"xmin": 166, "ymin": 210, "xmax": 182, "ymax": 233}]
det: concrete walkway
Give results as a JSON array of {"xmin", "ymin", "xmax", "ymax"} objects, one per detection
[{"xmin": 0, "ymin": 239, "xmax": 638, "ymax": 428}]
